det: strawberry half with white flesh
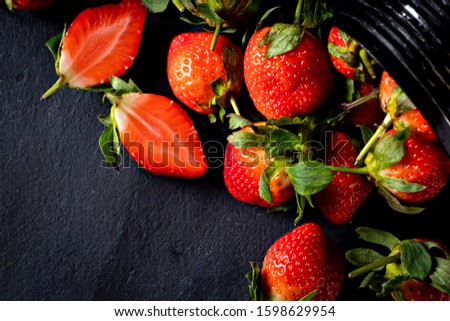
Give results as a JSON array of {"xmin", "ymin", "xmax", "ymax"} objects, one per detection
[
  {"xmin": 42, "ymin": 0, "xmax": 147, "ymax": 99},
  {"xmin": 99, "ymin": 77, "xmax": 208, "ymax": 178}
]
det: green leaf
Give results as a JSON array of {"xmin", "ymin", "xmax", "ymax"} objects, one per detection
[
  {"xmin": 299, "ymin": 290, "xmax": 317, "ymax": 301},
  {"xmin": 285, "ymin": 161, "xmax": 334, "ymax": 196},
  {"xmin": 358, "ymin": 125, "xmax": 374, "ymax": 145},
  {"xmin": 110, "ymin": 76, "xmax": 142, "ymax": 95},
  {"xmin": 141, "ymin": 0, "xmax": 170, "ymax": 13},
  {"xmin": 299, "ymin": 0, "xmax": 333, "ymax": 29},
  {"xmin": 246, "ymin": 261, "xmax": 263, "ymax": 301},
  {"xmin": 379, "ymin": 176, "xmax": 425, "ymax": 193},
  {"xmin": 196, "ymin": 2, "xmax": 225, "ymax": 25},
  {"xmin": 210, "ymin": 77, "xmax": 227, "ymax": 98},
  {"xmin": 380, "ymin": 276, "xmax": 408, "ymax": 298},
  {"xmin": 360, "ymin": 271, "xmax": 375, "ymax": 288},
  {"xmin": 345, "ymin": 248, "xmax": 386, "ymax": 268},
  {"xmin": 266, "ymin": 116, "xmax": 307, "ymax": 126},
  {"xmin": 378, "ymin": 186, "xmax": 425, "ymax": 214},
  {"xmin": 98, "ymin": 123, "xmax": 121, "ymax": 170},
  {"xmin": 372, "ymin": 130, "xmax": 408, "ymax": 170},
  {"xmin": 227, "ymin": 113, "xmax": 253, "ymax": 130},
  {"xmin": 259, "ymin": 167, "xmax": 273, "ymax": 204},
  {"xmin": 261, "ymin": 23, "xmax": 304, "ymax": 58},
  {"xmin": 5, "ymin": 0, "xmax": 13, "ymax": 11},
  {"xmin": 227, "ymin": 131, "xmax": 266, "ymax": 148},
  {"xmin": 401, "ymin": 239, "xmax": 433, "ymax": 281},
  {"xmin": 98, "ymin": 114, "xmax": 111, "ymax": 127},
  {"xmin": 45, "ymin": 31, "xmax": 64, "ymax": 61},
  {"xmin": 355, "ymin": 227, "xmax": 401, "ymax": 250},
  {"xmin": 429, "ymin": 257, "xmax": 450, "ymax": 294},
  {"xmin": 264, "ymin": 128, "xmax": 301, "ymax": 158}
]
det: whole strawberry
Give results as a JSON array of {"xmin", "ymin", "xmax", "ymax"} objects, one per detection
[
  {"xmin": 247, "ymin": 222, "xmax": 345, "ymax": 301},
  {"xmin": 379, "ymin": 71, "xmax": 438, "ymax": 142},
  {"xmin": 41, "ymin": 0, "xmax": 147, "ymax": 99},
  {"xmin": 366, "ymin": 129, "xmax": 449, "ymax": 204},
  {"xmin": 346, "ymin": 227, "xmax": 450, "ymax": 301},
  {"xmin": 223, "ymin": 125, "xmax": 294, "ymax": 207},
  {"xmin": 167, "ymin": 32, "xmax": 244, "ymax": 115},
  {"xmin": 314, "ymin": 131, "xmax": 374, "ymax": 224},
  {"xmin": 4, "ymin": 0, "xmax": 54, "ymax": 11},
  {"xmin": 244, "ymin": 26, "xmax": 334, "ymax": 119}
]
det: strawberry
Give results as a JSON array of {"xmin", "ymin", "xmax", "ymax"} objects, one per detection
[
  {"xmin": 366, "ymin": 129, "xmax": 449, "ymax": 204},
  {"xmin": 4, "ymin": 0, "xmax": 54, "ymax": 11},
  {"xmin": 99, "ymin": 77, "xmax": 208, "ymax": 178},
  {"xmin": 167, "ymin": 0, "xmax": 261, "ymax": 51},
  {"xmin": 244, "ymin": 26, "xmax": 334, "ymax": 119},
  {"xmin": 41, "ymin": 0, "xmax": 147, "ymax": 99},
  {"xmin": 313, "ymin": 131, "xmax": 374, "ymax": 224},
  {"xmin": 346, "ymin": 227, "xmax": 450, "ymax": 301},
  {"xmin": 342, "ymin": 80, "xmax": 384, "ymax": 129},
  {"xmin": 167, "ymin": 32, "xmax": 244, "ymax": 116},
  {"xmin": 247, "ymin": 222, "xmax": 345, "ymax": 301},
  {"xmin": 223, "ymin": 125, "xmax": 294, "ymax": 207},
  {"xmin": 379, "ymin": 71, "xmax": 438, "ymax": 142}
]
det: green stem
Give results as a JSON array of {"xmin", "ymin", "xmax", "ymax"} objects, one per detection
[
  {"xmin": 359, "ymin": 49, "xmax": 377, "ymax": 79},
  {"xmin": 348, "ymin": 254, "xmax": 400, "ymax": 278},
  {"xmin": 294, "ymin": 0, "xmax": 304, "ymax": 24},
  {"xmin": 229, "ymin": 96, "xmax": 240, "ymax": 116},
  {"xmin": 41, "ymin": 77, "xmax": 66, "ymax": 100},
  {"xmin": 210, "ymin": 22, "xmax": 223, "ymax": 51},
  {"xmin": 5, "ymin": 0, "xmax": 13, "ymax": 10},
  {"xmin": 327, "ymin": 165, "xmax": 369, "ymax": 175},
  {"xmin": 354, "ymin": 113, "xmax": 392, "ymax": 165},
  {"xmin": 341, "ymin": 88, "xmax": 380, "ymax": 112},
  {"xmin": 171, "ymin": 0, "xmax": 185, "ymax": 12}
]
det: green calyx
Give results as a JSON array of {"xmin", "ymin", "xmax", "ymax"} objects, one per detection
[
  {"xmin": 98, "ymin": 77, "xmax": 142, "ymax": 171},
  {"xmin": 346, "ymin": 227, "xmax": 450, "ymax": 298}
]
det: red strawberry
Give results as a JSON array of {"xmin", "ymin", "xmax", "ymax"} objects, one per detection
[
  {"xmin": 369, "ymin": 129, "xmax": 449, "ymax": 203},
  {"xmin": 223, "ymin": 125, "xmax": 294, "ymax": 207},
  {"xmin": 248, "ymin": 222, "xmax": 345, "ymax": 301},
  {"xmin": 167, "ymin": 32, "xmax": 244, "ymax": 115},
  {"xmin": 314, "ymin": 131, "xmax": 374, "ymax": 224},
  {"xmin": 41, "ymin": 0, "xmax": 147, "ymax": 99},
  {"xmin": 244, "ymin": 26, "xmax": 335, "ymax": 119},
  {"xmin": 343, "ymin": 79, "xmax": 384, "ymax": 129},
  {"xmin": 100, "ymin": 81, "xmax": 208, "ymax": 178},
  {"xmin": 379, "ymin": 71, "xmax": 437, "ymax": 142},
  {"xmin": 347, "ymin": 227, "xmax": 450, "ymax": 301},
  {"xmin": 327, "ymin": 26, "xmax": 364, "ymax": 81},
  {"xmin": 5, "ymin": 0, "xmax": 54, "ymax": 11}
]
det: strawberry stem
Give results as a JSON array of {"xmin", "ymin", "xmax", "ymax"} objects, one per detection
[
  {"xmin": 5, "ymin": 0, "xmax": 13, "ymax": 11},
  {"xmin": 210, "ymin": 23, "xmax": 223, "ymax": 51},
  {"xmin": 354, "ymin": 113, "xmax": 392, "ymax": 165},
  {"xmin": 348, "ymin": 254, "xmax": 400, "ymax": 278},
  {"xmin": 294, "ymin": 0, "xmax": 303, "ymax": 24},
  {"xmin": 171, "ymin": 0, "xmax": 185, "ymax": 12},
  {"xmin": 359, "ymin": 49, "xmax": 377, "ymax": 79},
  {"xmin": 341, "ymin": 88, "xmax": 380, "ymax": 112},
  {"xmin": 41, "ymin": 77, "xmax": 66, "ymax": 100},
  {"xmin": 229, "ymin": 96, "xmax": 241, "ymax": 116},
  {"xmin": 327, "ymin": 166, "xmax": 369, "ymax": 175}
]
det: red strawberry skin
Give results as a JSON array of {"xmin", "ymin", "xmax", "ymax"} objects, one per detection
[
  {"xmin": 328, "ymin": 26, "xmax": 358, "ymax": 80},
  {"xmin": 9, "ymin": 0, "xmax": 54, "ymax": 10},
  {"xmin": 314, "ymin": 131, "xmax": 374, "ymax": 224},
  {"xmin": 57, "ymin": 0, "xmax": 147, "ymax": 89},
  {"xmin": 261, "ymin": 222, "xmax": 345, "ymax": 301},
  {"xmin": 223, "ymin": 127, "xmax": 294, "ymax": 207},
  {"xmin": 397, "ymin": 278, "xmax": 450, "ymax": 301},
  {"xmin": 114, "ymin": 93, "xmax": 208, "ymax": 178},
  {"xmin": 379, "ymin": 130, "xmax": 449, "ymax": 202},
  {"xmin": 167, "ymin": 32, "xmax": 244, "ymax": 114},
  {"xmin": 244, "ymin": 27, "xmax": 334, "ymax": 119}
]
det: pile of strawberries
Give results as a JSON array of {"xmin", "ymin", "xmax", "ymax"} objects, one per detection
[{"xmin": 12, "ymin": 0, "xmax": 450, "ymax": 301}]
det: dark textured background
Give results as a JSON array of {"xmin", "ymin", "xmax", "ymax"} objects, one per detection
[{"xmin": 1, "ymin": 0, "xmax": 449, "ymax": 301}]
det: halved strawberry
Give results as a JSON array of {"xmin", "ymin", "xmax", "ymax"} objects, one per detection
[
  {"xmin": 99, "ymin": 78, "xmax": 208, "ymax": 178},
  {"xmin": 42, "ymin": 0, "xmax": 147, "ymax": 99}
]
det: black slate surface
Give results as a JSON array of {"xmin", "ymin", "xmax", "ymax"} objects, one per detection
[{"xmin": 1, "ymin": 1, "xmax": 449, "ymax": 301}]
